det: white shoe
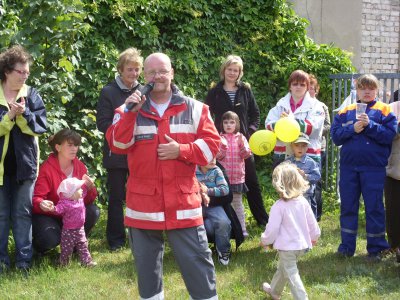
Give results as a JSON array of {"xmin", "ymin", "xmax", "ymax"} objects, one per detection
[
  {"xmin": 84, "ymin": 261, "xmax": 97, "ymax": 267},
  {"xmin": 262, "ymin": 282, "xmax": 280, "ymax": 300},
  {"xmin": 217, "ymin": 251, "xmax": 230, "ymax": 266}
]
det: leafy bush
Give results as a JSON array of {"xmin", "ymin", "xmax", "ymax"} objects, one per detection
[{"xmin": 0, "ymin": 0, "xmax": 354, "ymax": 200}]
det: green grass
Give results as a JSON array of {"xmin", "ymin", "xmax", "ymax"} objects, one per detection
[{"xmin": 1, "ymin": 197, "xmax": 400, "ymax": 299}]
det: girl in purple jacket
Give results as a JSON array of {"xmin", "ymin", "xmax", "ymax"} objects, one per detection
[{"xmin": 46, "ymin": 177, "xmax": 97, "ymax": 267}]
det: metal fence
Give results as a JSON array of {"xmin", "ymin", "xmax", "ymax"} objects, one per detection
[{"xmin": 326, "ymin": 73, "xmax": 400, "ymax": 193}]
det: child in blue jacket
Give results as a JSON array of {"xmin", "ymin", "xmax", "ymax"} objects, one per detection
[
  {"xmin": 331, "ymin": 74, "xmax": 397, "ymax": 260},
  {"xmin": 285, "ymin": 133, "xmax": 321, "ymax": 219},
  {"xmin": 196, "ymin": 159, "xmax": 231, "ymax": 265}
]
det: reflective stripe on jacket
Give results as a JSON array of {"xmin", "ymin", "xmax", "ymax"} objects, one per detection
[
  {"xmin": 0, "ymin": 83, "xmax": 47, "ymax": 185},
  {"xmin": 106, "ymin": 86, "xmax": 221, "ymax": 230},
  {"xmin": 265, "ymin": 92, "xmax": 324, "ymax": 162},
  {"xmin": 331, "ymin": 100, "xmax": 397, "ymax": 170}
]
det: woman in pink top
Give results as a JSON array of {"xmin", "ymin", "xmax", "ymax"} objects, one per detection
[
  {"xmin": 260, "ymin": 161, "xmax": 320, "ymax": 300},
  {"xmin": 217, "ymin": 111, "xmax": 251, "ymax": 237}
]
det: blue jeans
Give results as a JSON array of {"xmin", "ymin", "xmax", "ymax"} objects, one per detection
[
  {"xmin": 204, "ymin": 206, "xmax": 231, "ymax": 254},
  {"xmin": 0, "ymin": 176, "xmax": 34, "ymax": 268},
  {"xmin": 304, "ymin": 183, "xmax": 317, "ymax": 220}
]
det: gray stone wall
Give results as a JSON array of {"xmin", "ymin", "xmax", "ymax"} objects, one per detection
[
  {"xmin": 289, "ymin": 0, "xmax": 400, "ymax": 73},
  {"xmin": 361, "ymin": 0, "xmax": 400, "ymax": 73}
]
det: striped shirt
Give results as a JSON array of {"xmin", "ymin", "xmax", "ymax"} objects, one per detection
[
  {"xmin": 196, "ymin": 166, "xmax": 229, "ymax": 197},
  {"xmin": 225, "ymin": 90, "xmax": 236, "ymax": 105}
]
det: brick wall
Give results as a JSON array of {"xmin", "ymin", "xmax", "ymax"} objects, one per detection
[{"xmin": 361, "ymin": 0, "xmax": 400, "ymax": 73}]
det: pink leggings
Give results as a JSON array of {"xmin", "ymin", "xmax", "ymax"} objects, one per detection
[
  {"xmin": 231, "ymin": 193, "xmax": 247, "ymax": 234},
  {"xmin": 59, "ymin": 227, "xmax": 92, "ymax": 266}
]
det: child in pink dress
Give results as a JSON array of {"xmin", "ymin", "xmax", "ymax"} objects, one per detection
[
  {"xmin": 261, "ymin": 161, "xmax": 320, "ymax": 300},
  {"xmin": 48, "ymin": 177, "xmax": 97, "ymax": 267},
  {"xmin": 217, "ymin": 111, "xmax": 252, "ymax": 237}
]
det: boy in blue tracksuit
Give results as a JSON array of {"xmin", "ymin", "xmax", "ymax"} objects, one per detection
[{"xmin": 331, "ymin": 74, "xmax": 397, "ymax": 259}]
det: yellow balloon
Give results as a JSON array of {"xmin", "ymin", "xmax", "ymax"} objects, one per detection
[
  {"xmin": 275, "ymin": 117, "xmax": 300, "ymax": 143},
  {"xmin": 249, "ymin": 130, "xmax": 277, "ymax": 156}
]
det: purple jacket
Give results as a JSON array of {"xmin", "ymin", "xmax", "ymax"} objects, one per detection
[{"xmin": 54, "ymin": 194, "xmax": 86, "ymax": 230}]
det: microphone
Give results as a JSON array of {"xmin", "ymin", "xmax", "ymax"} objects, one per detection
[{"xmin": 124, "ymin": 82, "xmax": 155, "ymax": 112}]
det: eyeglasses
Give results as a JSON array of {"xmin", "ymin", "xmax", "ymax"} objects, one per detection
[
  {"xmin": 12, "ymin": 69, "xmax": 30, "ymax": 76},
  {"xmin": 145, "ymin": 69, "xmax": 171, "ymax": 77},
  {"xmin": 291, "ymin": 82, "xmax": 306, "ymax": 87}
]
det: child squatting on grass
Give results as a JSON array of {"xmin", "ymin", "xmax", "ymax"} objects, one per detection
[
  {"xmin": 260, "ymin": 161, "xmax": 320, "ymax": 300},
  {"xmin": 196, "ymin": 158, "xmax": 232, "ymax": 266},
  {"xmin": 43, "ymin": 177, "xmax": 97, "ymax": 267}
]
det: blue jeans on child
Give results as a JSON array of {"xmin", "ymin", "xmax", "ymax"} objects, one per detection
[
  {"xmin": 0, "ymin": 176, "xmax": 34, "ymax": 269},
  {"xmin": 204, "ymin": 206, "xmax": 231, "ymax": 254},
  {"xmin": 304, "ymin": 183, "xmax": 317, "ymax": 220}
]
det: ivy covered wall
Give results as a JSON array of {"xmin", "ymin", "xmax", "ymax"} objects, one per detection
[{"xmin": 0, "ymin": 0, "xmax": 354, "ymax": 200}]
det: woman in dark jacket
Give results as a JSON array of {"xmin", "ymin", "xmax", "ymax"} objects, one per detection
[
  {"xmin": 0, "ymin": 45, "xmax": 47, "ymax": 271},
  {"xmin": 205, "ymin": 55, "xmax": 269, "ymax": 226},
  {"xmin": 96, "ymin": 48, "xmax": 143, "ymax": 251}
]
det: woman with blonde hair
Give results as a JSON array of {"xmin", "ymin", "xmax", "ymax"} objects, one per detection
[
  {"xmin": 96, "ymin": 47, "xmax": 143, "ymax": 251},
  {"xmin": 206, "ymin": 55, "xmax": 269, "ymax": 226}
]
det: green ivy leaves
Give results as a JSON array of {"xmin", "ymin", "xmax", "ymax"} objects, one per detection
[{"xmin": 0, "ymin": 0, "xmax": 354, "ymax": 202}]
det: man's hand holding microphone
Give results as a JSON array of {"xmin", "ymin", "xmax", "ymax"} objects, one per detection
[{"xmin": 124, "ymin": 82, "xmax": 154, "ymax": 113}]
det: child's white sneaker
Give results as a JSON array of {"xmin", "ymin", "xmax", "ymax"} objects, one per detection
[
  {"xmin": 262, "ymin": 282, "xmax": 280, "ymax": 300},
  {"xmin": 84, "ymin": 261, "xmax": 97, "ymax": 267}
]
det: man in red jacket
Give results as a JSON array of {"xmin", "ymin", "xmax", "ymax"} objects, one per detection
[{"xmin": 106, "ymin": 53, "xmax": 220, "ymax": 300}]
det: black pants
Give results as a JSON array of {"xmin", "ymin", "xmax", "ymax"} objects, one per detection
[
  {"xmin": 245, "ymin": 155, "xmax": 269, "ymax": 225},
  {"xmin": 32, "ymin": 203, "xmax": 100, "ymax": 253},
  {"xmin": 106, "ymin": 168, "xmax": 128, "ymax": 248},
  {"xmin": 384, "ymin": 176, "xmax": 400, "ymax": 249}
]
